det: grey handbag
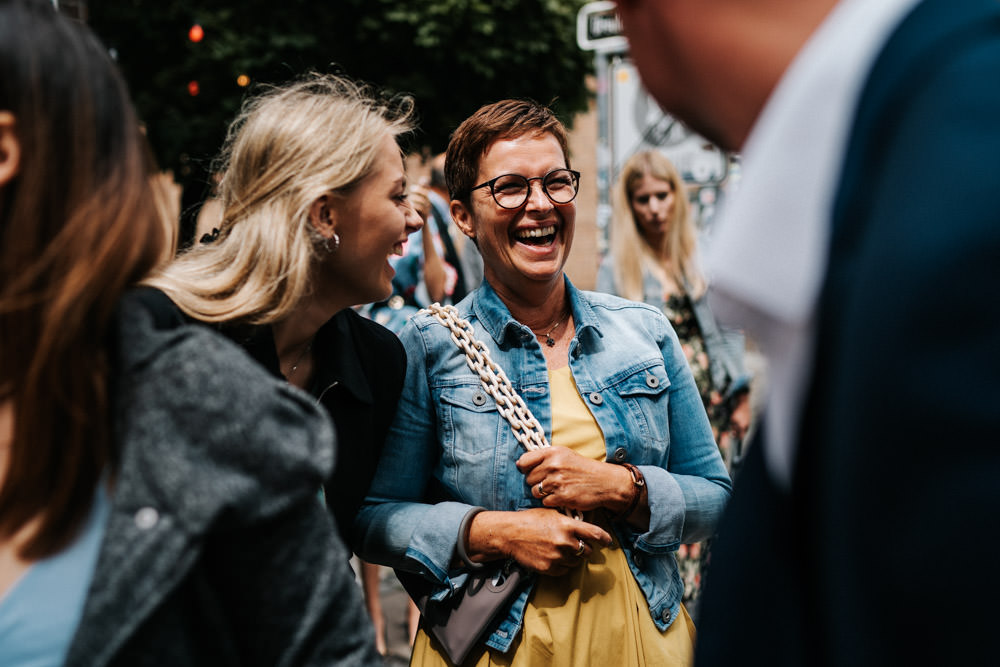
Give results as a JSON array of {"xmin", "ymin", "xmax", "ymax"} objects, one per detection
[{"xmin": 398, "ymin": 543, "xmax": 527, "ymax": 666}]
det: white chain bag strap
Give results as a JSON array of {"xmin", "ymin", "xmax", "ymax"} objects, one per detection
[
  {"xmin": 401, "ymin": 304, "xmax": 582, "ymax": 665},
  {"xmin": 424, "ymin": 303, "xmax": 582, "ymax": 521}
]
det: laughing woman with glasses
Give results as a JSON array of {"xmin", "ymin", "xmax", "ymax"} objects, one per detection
[{"xmin": 356, "ymin": 99, "xmax": 732, "ymax": 666}]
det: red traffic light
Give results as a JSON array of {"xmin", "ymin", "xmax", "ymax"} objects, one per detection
[
  {"xmin": 188, "ymin": 24, "xmax": 204, "ymax": 43},
  {"xmin": 187, "ymin": 81, "xmax": 200, "ymax": 96}
]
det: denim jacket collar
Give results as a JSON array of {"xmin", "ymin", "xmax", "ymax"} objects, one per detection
[{"xmin": 471, "ymin": 275, "xmax": 605, "ymax": 349}]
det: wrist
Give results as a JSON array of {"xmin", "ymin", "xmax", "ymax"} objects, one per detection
[
  {"xmin": 465, "ymin": 510, "xmax": 509, "ymax": 563},
  {"xmin": 613, "ymin": 463, "xmax": 645, "ymax": 521}
]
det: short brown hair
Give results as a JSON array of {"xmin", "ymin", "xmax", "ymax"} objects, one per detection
[{"xmin": 444, "ymin": 99, "xmax": 571, "ymax": 203}]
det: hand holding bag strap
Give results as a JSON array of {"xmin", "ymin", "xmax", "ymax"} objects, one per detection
[{"xmin": 424, "ymin": 303, "xmax": 582, "ymax": 521}]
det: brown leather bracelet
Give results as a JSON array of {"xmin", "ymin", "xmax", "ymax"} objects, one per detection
[{"xmin": 615, "ymin": 462, "xmax": 646, "ymax": 521}]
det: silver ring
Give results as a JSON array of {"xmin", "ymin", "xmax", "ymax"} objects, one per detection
[
  {"xmin": 537, "ymin": 481, "xmax": 550, "ymax": 497},
  {"xmin": 575, "ymin": 539, "xmax": 585, "ymax": 557}
]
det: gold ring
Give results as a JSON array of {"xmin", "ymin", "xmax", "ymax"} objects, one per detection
[{"xmin": 575, "ymin": 539, "xmax": 585, "ymax": 557}]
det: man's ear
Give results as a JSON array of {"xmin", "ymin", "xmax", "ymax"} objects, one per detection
[
  {"xmin": 0, "ymin": 112, "xmax": 21, "ymax": 188},
  {"xmin": 450, "ymin": 199, "xmax": 476, "ymax": 241},
  {"xmin": 308, "ymin": 194, "xmax": 337, "ymax": 239}
]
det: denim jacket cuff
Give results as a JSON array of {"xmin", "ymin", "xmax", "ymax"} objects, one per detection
[
  {"xmin": 406, "ymin": 501, "xmax": 477, "ymax": 583},
  {"xmin": 631, "ymin": 465, "xmax": 684, "ymax": 553}
]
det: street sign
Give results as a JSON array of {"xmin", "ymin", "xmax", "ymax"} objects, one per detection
[{"xmin": 577, "ymin": 1, "xmax": 628, "ymax": 53}]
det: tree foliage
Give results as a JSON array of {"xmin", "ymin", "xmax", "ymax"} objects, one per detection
[{"xmin": 89, "ymin": 0, "xmax": 592, "ymax": 210}]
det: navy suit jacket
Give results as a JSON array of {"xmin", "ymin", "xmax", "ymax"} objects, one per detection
[{"xmin": 697, "ymin": 0, "xmax": 1000, "ymax": 664}]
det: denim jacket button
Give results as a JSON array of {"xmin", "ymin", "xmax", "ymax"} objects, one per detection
[
  {"xmin": 472, "ymin": 391, "xmax": 487, "ymax": 406},
  {"xmin": 645, "ymin": 374, "xmax": 659, "ymax": 388},
  {"xmin": 634, "ymin": 553, "xmax": 644, "ymax": 567},
  {"xmin": 612, "ymin": 447, "xmax": 627, "ymax": 462},
  {"xmin": 588, "ymin": 392, "xmax": 603, "ymax": 405},
  {"xmin": 661, "ymin": 607, "xmax": 671, "ymax": 622},
  {"xmin": 134, "ymin": 507, "xmax": 159, "ymax": 530}
]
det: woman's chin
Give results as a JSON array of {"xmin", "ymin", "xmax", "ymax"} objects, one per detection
[{"xmin": 373, "ymin": 284, "xmax": 393, "ymax": 305}]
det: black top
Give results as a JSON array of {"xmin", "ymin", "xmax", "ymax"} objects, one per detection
[{"xmin": 136, "ymin": 288, "xmax": 406, "ymax": 550}]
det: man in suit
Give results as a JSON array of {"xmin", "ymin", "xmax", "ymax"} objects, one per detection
[{"xmin": 615, "ymin": 0, "xmax": 1000, "ymax": 664}]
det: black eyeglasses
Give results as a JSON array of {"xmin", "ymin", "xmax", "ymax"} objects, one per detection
[{"xmin": 469, "ymin": 168, "xmax": 581, "ymax": 209}]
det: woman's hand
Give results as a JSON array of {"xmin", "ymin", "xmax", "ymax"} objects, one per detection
[
  {"xmin": 730, "ymin": 391, "xmax": 752, "ymax": 441},
  {"xmin": 517, "ymin": 446, "xmax": 636, "ymax": 515},
  {"xmin": 408, "ymin": 185, "xmax": 432, "ymax": 223},
  {"xmin": 466, "ymin": 508, "xmax": 612, "ymax": 576},
  {"xmin": 408, "ymin": 185, "xmax": 449, "ymax": 303}
]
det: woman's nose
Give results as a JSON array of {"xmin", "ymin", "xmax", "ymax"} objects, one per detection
[
  {"xmin": 405, "ymin": 203, "xmax": 424, "ymax": 233},
  {"xmin": 524, "ymin": 180, "xmax": 553, "ymax": 211}
]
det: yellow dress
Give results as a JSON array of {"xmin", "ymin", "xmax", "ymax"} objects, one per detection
[{"xmin": 410, "ymin": 366, "xmax": 696, "ymax": 667}]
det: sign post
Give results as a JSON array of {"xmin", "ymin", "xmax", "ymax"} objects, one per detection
[{"xmin": 576, "ymin": 1, "xmax": 731, "ymax": 244}]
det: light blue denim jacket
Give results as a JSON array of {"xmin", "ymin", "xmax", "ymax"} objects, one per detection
[{"xmin": 356, "ymin": 277, "xmax": 731, "ymax": 654}]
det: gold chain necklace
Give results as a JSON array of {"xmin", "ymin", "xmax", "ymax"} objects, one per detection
[{"xmin": 284, "ymin": 338, "xmax": 314, "ymax": 382}]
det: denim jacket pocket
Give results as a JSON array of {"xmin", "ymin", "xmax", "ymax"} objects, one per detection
[
  {"xmin": 438, "ymin": 383, "xmax": 502, "ymax": 456},
  {"xmin": 607, "ymin": 363, "xmax": 672, "ymax": 452}
]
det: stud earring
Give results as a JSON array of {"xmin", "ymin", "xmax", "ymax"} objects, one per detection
[{"xmin": 324, "ymin": 232, "xmax": 340, "ymax": 253}]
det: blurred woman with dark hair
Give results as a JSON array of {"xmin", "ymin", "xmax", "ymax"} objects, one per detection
[{"xmin": 0, "ymin": 2, "xmax": 379, "ymax": 665}]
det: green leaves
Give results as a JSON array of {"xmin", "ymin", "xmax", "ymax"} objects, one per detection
[{"xmin": 90, "ymin": 0, "xmax": 591, "ymax": 175}]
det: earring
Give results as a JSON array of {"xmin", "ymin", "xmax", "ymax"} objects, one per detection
[{"xmin": 324, "ymin": 232, "xmax": 340, "ymax": 253}]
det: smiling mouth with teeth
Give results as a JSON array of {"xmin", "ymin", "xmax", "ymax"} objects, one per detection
[{"xmin": 515, "ymin": 225, "xmax": 557, "ymax": 246}]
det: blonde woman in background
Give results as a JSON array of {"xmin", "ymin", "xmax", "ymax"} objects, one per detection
[{"xmin": 597, "ymin": 149, "xmax": 751, "ymax": 614}]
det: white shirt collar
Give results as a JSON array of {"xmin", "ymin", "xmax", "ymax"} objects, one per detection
[{"xmin": 706, "ymin": 0, "xmax": 923, "ymax": 487}]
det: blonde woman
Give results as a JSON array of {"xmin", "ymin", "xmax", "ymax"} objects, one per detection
[
  {"xmin": 597, "ymin": 149, "xmax": 750, "ymax": 612},
  {"xmin": 143, "ymin": 74, "xmax": 421, "ymax": 565}
]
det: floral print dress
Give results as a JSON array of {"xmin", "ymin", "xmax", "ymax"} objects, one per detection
[{"xmin": 662, "ymin": 292, "xmax": 744, "ymax": 609}]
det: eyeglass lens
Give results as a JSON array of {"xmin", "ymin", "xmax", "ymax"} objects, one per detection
[{"xmin": 491, "ymin": 169, "xmax": 578, "ymax": 209}]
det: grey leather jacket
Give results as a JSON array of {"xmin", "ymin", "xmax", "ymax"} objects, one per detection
[{"xmin": 63, "ymin": 291, "xmax": 380, "ymax": 667}]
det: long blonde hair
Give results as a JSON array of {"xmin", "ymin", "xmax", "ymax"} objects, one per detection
[
  {"xmin": 146, "ymin": 73, "xmax": 414, "ymax": 325},
  {"xmin": 608, "ymin": 150, "xmax": 704, "ymax": 301}
]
